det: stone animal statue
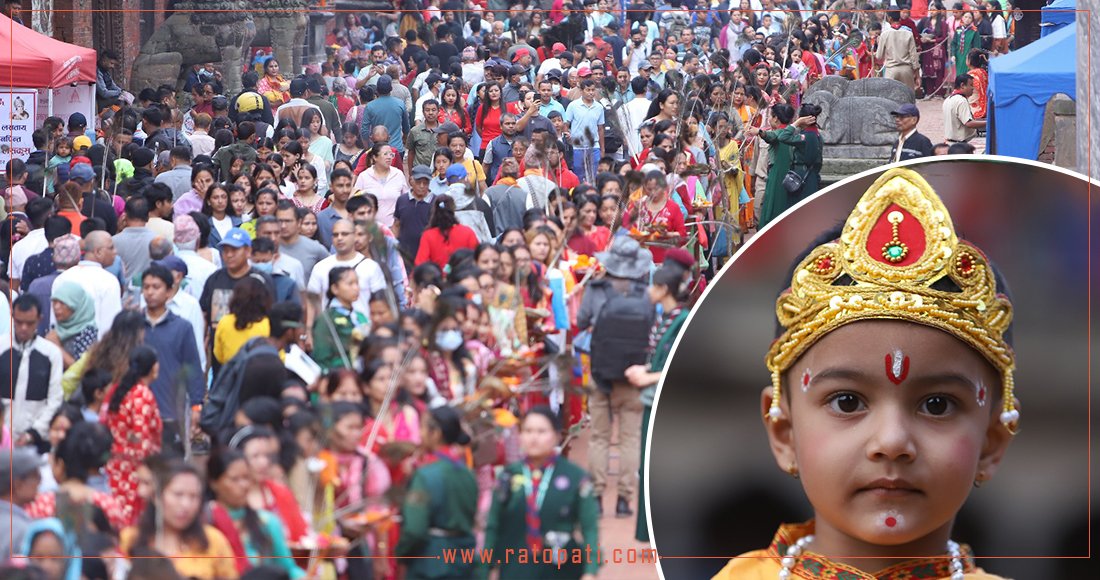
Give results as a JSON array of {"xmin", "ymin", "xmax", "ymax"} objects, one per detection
[
  {"xmin": 129, "ymin": 0, "xmax": 310, "ymax": 97},
  {"xmin": 804, "ymin": 76, "xmax": 916, "ymax": 158}
]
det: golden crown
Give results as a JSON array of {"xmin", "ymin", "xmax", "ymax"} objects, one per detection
[{"xmin": 765, "ymin": 168, "xmax": 1019, "ymax": 431}]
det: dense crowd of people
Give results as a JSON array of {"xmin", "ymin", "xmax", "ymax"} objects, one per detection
[{"xmin": 0, "ymin": 1, "xmax": 1019, "ymax": 579}]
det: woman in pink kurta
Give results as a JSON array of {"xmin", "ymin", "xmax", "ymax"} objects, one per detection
[{"xmin": 102, "ymin": 346, "xmax": 163, "ymax": 526}]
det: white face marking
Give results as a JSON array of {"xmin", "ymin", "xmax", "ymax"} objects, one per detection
[
  {"xmin": 881, "ymin": 510, "xmax": 903, "ymax": 529},
  {"xmin": 976, "ymin": 379, "xmax": 987, "ymax": 407},
  {"xmin": 891, "ymin": 348, "xmax": 904, "ymax": 379},
  {"xmin": 801, "ymin": 368, "xmax": 812, "ymax": 393}
]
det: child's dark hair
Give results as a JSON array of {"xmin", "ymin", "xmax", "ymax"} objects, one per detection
[
  {"xmin": 56, "ymin": 421, "xmax": 113, "ymax": 482},
  {"xmin": 77, "ymin": 368, "xmax": 113, "ymax": 409},
  {"xmin": 326, "ymin": 266, "xmax": 356, "ymax": 302}
]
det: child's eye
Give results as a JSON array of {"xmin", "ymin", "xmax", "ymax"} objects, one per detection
[
  {"xmin": 921, "ymin": 395, "xmax": 956, "ymax": 416},
  {"xmin": 826, "ymin": 392, "xmax": 865, "ymax": 414}
]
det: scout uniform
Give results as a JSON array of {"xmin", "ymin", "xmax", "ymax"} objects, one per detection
[
  {"xmin": 310, "ymin": 305, "xmax": 368, "ymax": 372},
  {"xmin": 396, "ymin": 450, "xmax": 478, "ymax": 580},
  {"xmin": 716, "ymin": 168, "xmax": 1018, "ymax": 580},
  {"xmin": 483, "ymin": 456, "xmax": 600, "ymax": 579}
]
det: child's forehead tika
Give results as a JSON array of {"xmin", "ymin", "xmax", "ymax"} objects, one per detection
[{"xmin": 765, "ymin": 169, "xmax": 1017, "ymax": 430}]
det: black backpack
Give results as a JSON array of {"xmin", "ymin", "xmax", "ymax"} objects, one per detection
[
  {"xmin": 590, "ymin": 284, "xmax": 654, "ymax": 388},
  {"xmin": 199, "ymin": 337, "xmax": 279, "ymax": 435}
]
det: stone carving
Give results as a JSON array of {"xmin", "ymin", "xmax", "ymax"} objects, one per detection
[
  {"xmin": 129, "ymin": 0, "xmax": 313, "ymax": 97},
  {"xmin": 804, "ymin": 76, "xmax": 916, "ymax": 160}
]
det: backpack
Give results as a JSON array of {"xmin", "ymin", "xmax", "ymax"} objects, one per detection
[
  {"xmin": 199, "ymin": 337, "xmax": 280, "ymax": 434},
  {"xmin": 590, "ymin": 284, "xmax": 654, "ymax": 389}
]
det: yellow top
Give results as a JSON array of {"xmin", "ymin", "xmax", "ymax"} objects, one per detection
[
  {"xmin": 711, "ymin": 522, "xmax": 1010, "ymax": 580},
  {"xmin": 213, "ymin": 314, "xmax": 271, "ymax": 364},
  {"xmin": 120, "ymin": 525, "xmax": 239, "ymax": 580}
]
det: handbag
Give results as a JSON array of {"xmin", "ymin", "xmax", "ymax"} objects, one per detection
[{"xmin": 781, "ymin": 169, "xmax": 805, "ymax": 193}]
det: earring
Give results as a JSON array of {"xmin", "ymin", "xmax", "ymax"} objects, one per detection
[
  {"xmin": 973, "ymin": 472, "xmax": 985, "ymax": 488},
  {"xmin": 786, "ymin": 463, "xmax": 799, "ymax": 480}
]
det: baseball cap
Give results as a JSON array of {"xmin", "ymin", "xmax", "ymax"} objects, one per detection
[
  {"xmin": 552, "ymin": 42, "xmax": 566, "ymax": 53},
  {"xmin": 577, "ymin": 66, "xmax": 592, "ymax": 78},
  {"xmin": 67, "ymin": 112, "xmax": 87, "ymax": 129},
  {"xmin": 0, "ymin": 447, "xmax": 43, "ymax": 482},
  {"xmin": 236, "ymin": 91, "xmax": 264, "ymax": 113},
  {"xmin": 154, "ymin": 255, "xmax": 189, "ymax": 276},
  {"xmin": 512, "ymin": 48, "xmax": 530, "ymax": 62},
  {"xmin": 377, "ymin": 75, "xmax": 393, "ymax": 94},
  {"xmin": 640, "ymin": 61, "xmax": 655, "ymax": 71},
  {"xmin": 69, "ymin": 163, "xmax": 95, "ymax": 184},
  {"xmin": 72, "ymin": 135, "xmax": 92, "ymax": 150},
  {"xmin": 219, "ymin": 227, "xmax": 252, "ymax": 249},
  {"xmin": 289, "ymin": 78, "xmax": 308, "ymax": 97},
  {"xmin": 445, "ymin": 163, "xmax": 467, "ymax": 181},
  {"xmin": 891, "ymin": 103, "xmax": 920, "ymax": 118},
  {"xmin": 435, "ymin": 121, "xmax": 460, "ymax": 135},
  {"xmin": 509, "ymin": 64, "xmax": 527, "ymax": 77},
  {"xmin": 410, "ymin": 164, "xmax": 433, "ymax": 180},
  {"xmin": 211, "ymin": 95, "xmax": 229, "ymax": 110}
]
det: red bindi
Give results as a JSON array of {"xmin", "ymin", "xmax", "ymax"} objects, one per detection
[{"xmin": 885, "ymin": 516, "xmax": 897, "ymax": 527}]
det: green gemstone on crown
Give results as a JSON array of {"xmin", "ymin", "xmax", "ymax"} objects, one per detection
[{"xmin": 886, "ymin": 245, "xmax": 904, "ymax": 258}]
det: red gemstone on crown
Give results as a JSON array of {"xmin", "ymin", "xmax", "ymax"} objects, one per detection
[
  {"xmin": 957, "ymin": 253, "xmax": 975, "ymax": 276},
  {"xmin": 814, "ymin": 255, "xmax": 833, "ymax": 273}
]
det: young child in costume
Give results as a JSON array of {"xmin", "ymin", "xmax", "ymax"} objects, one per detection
[{"xmin": 713, "ymin": 168, "xmax": 1019, "ymax": 580}]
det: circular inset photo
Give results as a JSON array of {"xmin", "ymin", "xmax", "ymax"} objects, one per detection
[{"xmin": 647, "ymin": 159, "xmax": 1092, "ymax": 580}]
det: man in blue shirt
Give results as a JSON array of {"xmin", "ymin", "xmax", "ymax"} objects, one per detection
[
  {"xmin": 361, "ymin": 75, "xmax": 410, "ymax": 159},
  {"xmin": 563, "ymin": 79, "xmax": 605, "ymax": 183}
]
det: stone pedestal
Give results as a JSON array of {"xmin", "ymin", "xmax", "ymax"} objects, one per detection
[
  {"xmin": 1076, "ymin": 0, "xmax": 1098, "ymax": 180},
  {"xmin": 1050, "ymin": 94, "xmax": 1077, "ymax": 170},
  {"xmin": 804, "ymin": 76, "xmax": 916, "ymax": 181}
]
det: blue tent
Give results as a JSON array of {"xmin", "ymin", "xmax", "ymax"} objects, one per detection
[
  {"xmin": 1041, "ymin": 0, "xmax": 1076, "ymax": 37},
  {"xmin": 986, "ymin": 22, "xmax": 1076, "ymax": 158}
]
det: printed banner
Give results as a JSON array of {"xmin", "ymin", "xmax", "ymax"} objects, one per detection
[{"xmin": 0, "ymin": 88, "xmax": 38, "ymax": 163}]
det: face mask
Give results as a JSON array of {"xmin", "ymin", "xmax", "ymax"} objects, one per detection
[
  {"xmin": 551, "ymin": 83, "xmax": 561, "ymax": 93},
  {"xmin": 252, "ymin": 262, "xmax": 273, "ymax": 274},
  {"xmin": 471, "ymin": 293, "xmax": 483, "ymax": 306},
  {"xmin": 436, "ymin": 329, "xmax": 464, "ymax": 351}
]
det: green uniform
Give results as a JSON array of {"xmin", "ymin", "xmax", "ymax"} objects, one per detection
[
  {"xmin": 636, "ymin": 307, "xmax": 690, "ymax": 542},
  {"xmin": 758, "ymin": 125, "xmax": 804, "ymax": 229},
  {"xmin": 789, "ymin": 129, "xmax": 823, "ymax": 205},
  {"xmin": 951, "ymin": 27, "xmax": 979, "ymax": 76},
  {"xmin": 310, "ymin": 305, "xmax": 367, "ymax": 372},
  {"xmin": 483, "ymin": 457, "xmax": 600, "ymax": 579},
  {"xmin": 396, "ymin": 451, "xmax": 478, "ymax": 580}
]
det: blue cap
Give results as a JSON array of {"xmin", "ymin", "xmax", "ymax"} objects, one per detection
[
  {"xmin": 445, "ymin": 163, "xmax": 467, "ymax": 181},
  {"xmin": 68, "ymin": 163, "xmax": 95, "ymax": 184},
  {"xmin": 890, "ymin": 103, "xmax": 920, "ymax": 118},
  {"xmin": 218, "ymin": 227, "xmax": 252, "ymax": 249},
  {"xmin": 154, "ymin": 255, "xmax": 188, "ymax": 275}
]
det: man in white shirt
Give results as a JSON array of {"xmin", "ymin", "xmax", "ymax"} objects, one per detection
[
  {"xmin": 622, "ymin": 28, "xmax": 650, "ymax": 76},
  {"xmin": 621, "ymin": 77, "xmax": 652, "ymax": 155},
  {"xmin": 53, "ymin": 231, "xmax": 121, "ymax": 339},
  {"xmin": 2, "ymin": 295, "xmax": 64, "ymax": 442},
  {"xmin": 307, "ymin": 219, "xmax": 386, "ymax": 315},
  {"xmin": 7, "ymin": 198, "xmax": 53, "ymax": 292},
  {"xmin": 943, "ymin": 74, "xmax": 986, "ymax": 143}
]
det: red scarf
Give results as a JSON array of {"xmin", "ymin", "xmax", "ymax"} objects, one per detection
[
  {"xmin": 209, "ymin": 502, "xmax": 250, "ymax": 574},
  {"xmin": 524, "ymin": 455, "xmax": 557, "ymax": 552}
]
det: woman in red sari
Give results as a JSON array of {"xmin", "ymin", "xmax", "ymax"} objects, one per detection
[
  {"xmin": 966, "ymin": 49, "xmax": 990, "ymax": 119},
  {"xmin": 103, "ymin": 345, "xmax": 162, "ymax": 526},
  {"xmin": 622, "ymin": 170, "xmax": 687, "ymax": 265}
]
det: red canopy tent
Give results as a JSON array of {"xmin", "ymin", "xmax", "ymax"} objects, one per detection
[{"xmin": 0, "ymin": 14, "xmax": 97, "ymax": 88}]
